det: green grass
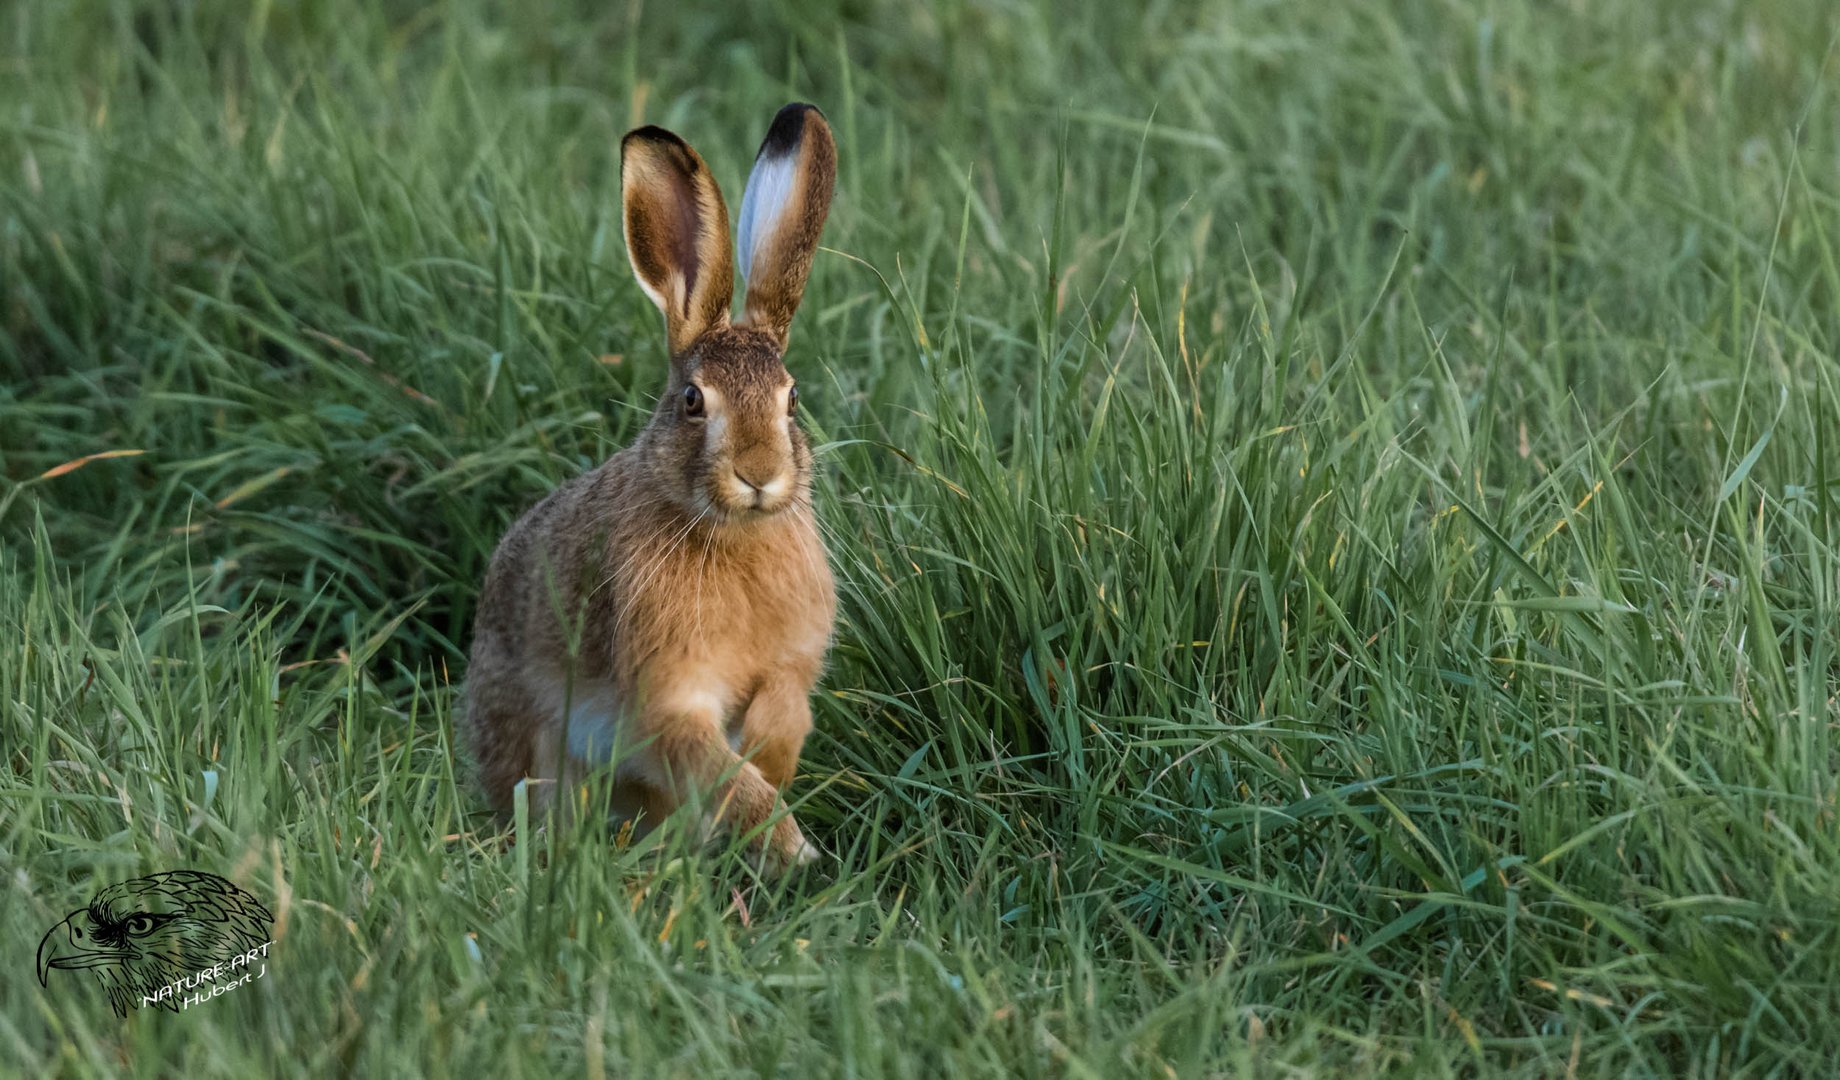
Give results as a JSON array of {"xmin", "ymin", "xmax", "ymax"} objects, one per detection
[{"xmin": 4, "ymin": 0, "xmax": 1839, "ymax": 1074}]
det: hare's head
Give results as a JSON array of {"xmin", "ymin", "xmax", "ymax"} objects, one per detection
[{"xmin": 620, "ymin": 104, "xmax": 837, "ymax": 523}]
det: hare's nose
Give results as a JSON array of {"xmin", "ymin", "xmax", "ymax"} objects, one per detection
[{"xmin": 733, "ymin": 468, "xmax": 787, "ymax": 500}]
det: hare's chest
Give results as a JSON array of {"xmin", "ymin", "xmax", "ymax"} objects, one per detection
[
  {"xmin": 617, "ymin": 519, "xmax": 835, "ymax": 702},
  {"xmin": 695, "ymin": 552, "xmax": 836, "ymax": 687}
]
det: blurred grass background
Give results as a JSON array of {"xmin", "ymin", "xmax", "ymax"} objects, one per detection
[{"xmin": 3, "ymin": 0, "xmax": 1838, "ymax": 1074}]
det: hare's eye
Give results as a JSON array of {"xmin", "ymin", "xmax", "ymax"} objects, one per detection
[
  {"xmin": 682, "ymin": 384, "xmax": 704, "ymax": 417},
  {"xmin": 787, "ymin": 384, "xmax": 799, "ymax": 416}
]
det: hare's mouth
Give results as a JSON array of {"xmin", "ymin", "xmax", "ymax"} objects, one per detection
[{"xmin": 718, "ymin": 469, "xmax": 793, "ymax": 515}]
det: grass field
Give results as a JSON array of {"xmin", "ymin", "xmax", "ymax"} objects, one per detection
[{"xmin": 4, "ymin": 0, "xmax": 1839, "ymax": 1074}]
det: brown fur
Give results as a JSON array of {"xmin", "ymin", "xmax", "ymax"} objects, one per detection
[
  {"xmin": 621, "ymin": 127, "xmax": 735, "ymax": 354},
  {"xmin": 462, "ymin": 106, "xmax": 839, "ymax": 874},
  {"xmin": 740, "ymin": 105, "xmax": 837, "ymax": 345}
]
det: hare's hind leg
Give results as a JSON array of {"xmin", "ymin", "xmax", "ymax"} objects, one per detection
[
  {"xmin": 529, "ymin": 721, "xmax": 598, "ymax": 823},
  {"xmin": 462, "ymin": 654, "xmax": 525, "ymax": 812},
  {"xmin": 463, "ymin": 639, "xmax": 571, "ymax": 819}
]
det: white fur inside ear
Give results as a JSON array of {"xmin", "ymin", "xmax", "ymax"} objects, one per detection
[{"xmin": 737, "ymin": 150, "xmax": 796, "ymax": 283}]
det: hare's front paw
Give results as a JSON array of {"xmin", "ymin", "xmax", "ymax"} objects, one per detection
[{"xmin": 762, "ymin": 814, "xmax": 820, "ymax": 876}]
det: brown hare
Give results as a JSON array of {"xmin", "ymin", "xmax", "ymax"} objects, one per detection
[{"xmin": 462, "ymin": 103, "xmax": 838, "ymax": 874}]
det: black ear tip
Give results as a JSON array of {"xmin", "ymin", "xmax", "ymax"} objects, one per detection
[
  {"xmin": 760, "ymin": 103, "xmax": 824, "ymax": 158},
  {"xmin": 622, "ymin": 126, "xmax": 706, "ymax": 179},
  {"xmin": 623, "ymin": 125, "xmax": 691, "ymax": 153}
]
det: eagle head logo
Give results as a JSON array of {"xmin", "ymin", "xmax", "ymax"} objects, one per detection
[{"xmin": 37, "ymin": 871, "xmax": 274, "ymax": 1017}]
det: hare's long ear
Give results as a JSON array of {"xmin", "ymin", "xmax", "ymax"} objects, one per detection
[
  {"xmin": 621, "ymin": 126, "xmax": 734, "ymax": 356},
  {"xmin": 735, "ymin": 103, "xmax": 837, "ymax": 348}
]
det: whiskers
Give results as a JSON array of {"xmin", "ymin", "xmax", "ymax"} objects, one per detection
[
  {"xmin": 587, "ymin": 479, "xmax": 833, "ymax": 654},
  {"xmin": 611, "ymin": 505, "xmax": 713, "ymax": 638},
  {"xmin": 693, "ymin": 502, "xmax": 718, "ymax": 643}
]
